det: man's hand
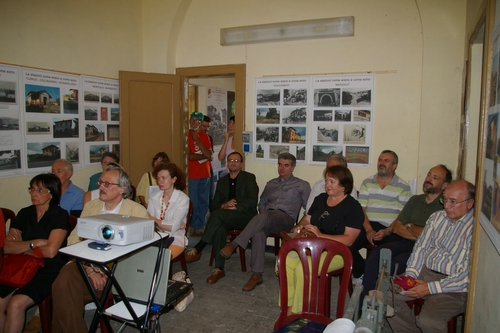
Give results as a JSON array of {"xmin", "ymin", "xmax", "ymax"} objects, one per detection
[
  {"xmin": 221, "ymin": 199, "xmax": 237, "ymax": 210},
  {"xmin": 365, "ymin": 228, "xmax": 376, "ymax": 245},
  {"xmin": 404, "ymin": 280, "xmax": 431, "ymax": 298},
  {"xmin": 84, "ymin": 265, "xmax": 108, "ymax": 290},
  {"xmin": 372, "ymin": 229, "xmax": 388, "ymax": 241}
]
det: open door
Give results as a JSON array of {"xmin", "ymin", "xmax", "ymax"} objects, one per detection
[{"xmin": 119, "ymin": 71, "xmax": 183, "ymax": 186}]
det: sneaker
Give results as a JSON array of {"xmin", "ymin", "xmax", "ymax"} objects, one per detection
[
  {"xmin": 352, "ymin": 274, "xmax": 364, "ymax": 285},
  {"xmin": 23, "ymin": 314, "xmax": 41, "ymax": 333}
]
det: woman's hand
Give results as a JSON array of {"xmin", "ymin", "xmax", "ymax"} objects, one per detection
[
  {"xmin": 179, "ymin": 222, "xmax": 186, "ymax": 230},
  {"xmin": 303, "ymin": 224, "xmax": 321, "ymax": 237},
  {"xmin": 6, "ymin": 229, "xmax": 23, "ymax": 242}
]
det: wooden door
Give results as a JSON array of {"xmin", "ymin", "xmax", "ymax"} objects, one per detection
[{"xmin": 119, "ymin": 71, "xmax": 184, "ymax": 186}]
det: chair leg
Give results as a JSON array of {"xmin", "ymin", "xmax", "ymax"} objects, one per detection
[
  {"xmin": 39, "ymin": 295, "xmax": 52, "ymax": 333},
  {"xmin": 274, "ymin": 237, "xmax": 280, "ymax": 256},
  {"xmin": 180, "ymin": 256, "xmax": 188, "ymax": 275},
  {"xmin": 238, "ymin": 246, "xmax": 246, "ymax": 272}
]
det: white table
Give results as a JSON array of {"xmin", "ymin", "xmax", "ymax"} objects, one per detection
[{"xmin": 59, "ymin": 232, "xmax": 169, "ymax": 333}]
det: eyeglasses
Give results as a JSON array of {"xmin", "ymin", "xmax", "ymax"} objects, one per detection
[
  {"xmin": 228, "ymin": 159, "xmax": 240, "ymax": 163},
  {"xmin": 97, "ymin": 180, "xmax": 120, "ymax": 188},
  {"xmin": 439, "ymin": 197, "xmax": 471, "ymax": 206},
  {"xmin": 28, "ymin": 187, "xmax": 50, "ymax": 195}
]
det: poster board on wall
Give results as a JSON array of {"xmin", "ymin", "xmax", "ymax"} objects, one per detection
[
  {"xmin": 0, "ymin": 63, "xmax": 119, "ymax": 178},
  {"xmin": 253, "ymin": 74, "xmax": 374, "ymax": 165}
]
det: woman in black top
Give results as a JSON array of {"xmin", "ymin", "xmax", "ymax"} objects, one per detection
[
  {"xmin": 0, "ymin": 173, "xmax": 70, "ymax": 333},
  {"xmin": 284, "ymin": 165, "xmax": 364, "ymax": 314}
]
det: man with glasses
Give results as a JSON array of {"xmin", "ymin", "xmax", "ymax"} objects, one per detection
[
  {"xmin": 351, "ymin": 150, "xmax": 412, "ymax": 282},
  {"xmin": 387, "ymin": 180, "xmax": 475, "ymax": 333},
  {"xmin": 184, "ymin": 152, "xmax": 258, "ymax": 284},
  {"xmin": 188, "ymin": 111, "xmax": 213, "ymax": 236},
  {"xmin": 220, "ymin": 153, "xmax": 311, "ymax": 291},
  {"xmin": 361, "ymin": 165, "xmax": 452, "ymax": 299},
  {"xmin": 51, "ymin": 165, "xmax": 148, "ymax": 333}
]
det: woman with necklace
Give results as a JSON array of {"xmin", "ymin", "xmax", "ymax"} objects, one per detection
[
  {"xmin": 147, "ymin": 162, "xmax": 189, "ymax": 259},
  {"xmin": 283, "ymin": 165, "xmax": 364, "ymax": 315},
  {"xmin": 0, "ymin": 173, "xmax": 70, "ymax": 333}
]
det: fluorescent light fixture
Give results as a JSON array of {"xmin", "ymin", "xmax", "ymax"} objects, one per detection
[{"xmin": 221, "ymin": 16, "xmax": 354, "ymax": 46}]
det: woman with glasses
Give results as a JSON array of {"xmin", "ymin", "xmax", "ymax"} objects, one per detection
[
  {"xmin": 136, "ymin": 152, "xmax": 170, "ymax": 208},
  {"xmin": 147, "ymin": 162, "xmax": 189, "ymax": 259},
  {"xmin": 283, "ymin": 165, "xmax": 364, "ymax": 315},
  {"xmin": 0, "ymin": 174, "xmax": 70, "ymax": 333}
]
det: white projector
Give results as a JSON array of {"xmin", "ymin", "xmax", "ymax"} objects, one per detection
[{"xmin": 77, "ymin": 214, "xmax": 155, "ymax": 246}]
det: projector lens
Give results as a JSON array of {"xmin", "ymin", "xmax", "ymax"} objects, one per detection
[{"xmin": 101, "ymin": 225, "xmax": 114, "ymax": 240}]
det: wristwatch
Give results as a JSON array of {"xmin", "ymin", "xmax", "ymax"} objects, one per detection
[
  {"xmin": 29, "ymin": 242, "xmax": 34, "ymax": 249},
  {"xmin": 406, "ymin": 223, "xmax": 413, "ymax": 229},
  {"xmin": 386, "ymin": 229, "xmax": 392, "ymax": 236}
]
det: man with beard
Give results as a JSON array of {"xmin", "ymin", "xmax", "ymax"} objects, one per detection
[
  {"xmin": 351, "ymin": 150, "xmax": 412, "ymax": 281},
  {"xmin": 360, "ymin": 165, "xmax": 452, "ymax": 298}
]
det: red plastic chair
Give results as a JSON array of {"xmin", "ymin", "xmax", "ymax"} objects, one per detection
[
  {"xmin": 411, "ymin": 298, "xmax": 464, "ymax": 333},
  {"xmin": 274, "ymin": 238, "xmax": 353, "ymax": 331},
  {"xmin": 169, "ymin": 201, "xmax": 193, "ymax": 279},
  {"xmin": 208, "ymin": 228, "xmax": 247, "ymax": 272},
  {"xmin": 0, "ymin": 207, "xmax": 15, "ymax": 228}
]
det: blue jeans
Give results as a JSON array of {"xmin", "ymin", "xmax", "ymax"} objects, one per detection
[{"xmin": 188, "ymin": 177, "xmax": 210, "ymax": 230}]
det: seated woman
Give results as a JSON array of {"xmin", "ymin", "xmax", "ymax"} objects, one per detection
[
  {"xmin": 147, "ymin": 162, "xmax": 189, "ymax": 259},
  {"xmin": 0, "ymin": 174, "xmax": 70, "ymax": 333},
  {"xmin": 284, "ymin": 165, "xmax": 363, "ymax": 315},
  {"xmin": 136, "ymin": 152, "xmax": 170, "ymax": 207}
]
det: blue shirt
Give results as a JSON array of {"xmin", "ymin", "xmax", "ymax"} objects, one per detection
[{"xmin": 60, "ymin": 181, "xmax": 84, "ymax": 213}]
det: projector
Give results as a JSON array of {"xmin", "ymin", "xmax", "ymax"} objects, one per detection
[{"xmin": 77, "ymin": 214, "xmax": 155, "ymax": 246}]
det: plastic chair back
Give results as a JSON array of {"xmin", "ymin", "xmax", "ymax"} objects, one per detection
[{"xmin": 275, "ymin": 237, "xmax": 353, "ymax": 330}]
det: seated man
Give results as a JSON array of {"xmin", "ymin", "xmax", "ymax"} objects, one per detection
[
  {"xmin": 184, "ymin": 152, "xmax": 259, "ymax": 284},
  {"xmin": 305, "ymin": 153, "xmax": 357, "ymax": 213},
  {"xmin": 387, "ymin": 180, "xmax": 475, "ymax": 333},
  {"xmin": 52, "ymin": 158, "xmax": 85, "ymax": 216},
  {"xmin": 361, "ymin": 164, "xmax": 451, "ymax": 298},
  {"xmin": 350, "ymin": 150, "xmax": 412, "ymax": 280},
  {"xmin": 220, "ymin": 153, "xmax": 310, "ymax": 291},
  {"xmin": 51, "ymin": 165, "xmax": 148, "ymax": 333}
]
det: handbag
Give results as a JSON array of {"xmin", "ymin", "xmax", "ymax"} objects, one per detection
[
  {"xmin": 0, "ymin": 247, "xmax": 45, "ymax": 288},
  {"xmin": 171, "ymin": 270, "xmax": 194, "ymax": 312}
]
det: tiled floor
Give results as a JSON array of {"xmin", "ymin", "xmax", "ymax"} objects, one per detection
[{"xmin": 80, "ymin": 235, "xmax": 395, "ymax": 333}]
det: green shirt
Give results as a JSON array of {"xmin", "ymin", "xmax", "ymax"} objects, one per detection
[{"xmin": 397, "ymin": 193, "xmax": 444, "ymax": 227}]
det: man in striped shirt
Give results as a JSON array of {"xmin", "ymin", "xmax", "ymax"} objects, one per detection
[
  {"xmin": 387, "ymin": 180, "xmax": 475, "ymax": 333},
  {"xmin": 351, "ymin": 150, "xmax": 412, "ymax": 279}
]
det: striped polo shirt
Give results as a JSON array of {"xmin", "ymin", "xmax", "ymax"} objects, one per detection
[{"xmin": 358, "ymin": 173, "xmax": 412, "ymax": 227}]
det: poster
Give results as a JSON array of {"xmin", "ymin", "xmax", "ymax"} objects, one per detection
[
  {"xmin": 254, "ymin": 75, "xmax": 374, "ymax": 165},
  {"xmin": 81, "ymin": 76, "xmax": 119, "ymax": 165}
]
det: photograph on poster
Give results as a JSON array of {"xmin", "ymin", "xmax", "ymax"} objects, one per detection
[
  {"xmin": 256, "ymin": 89, "xmax": 280, "ymax": 106},
  {"xmin": 256, "ymin": 108, "xmax": 279, "ymax": 124},
  {"xmin": 256, "ymin": 126, "xmax": 279, "ymax": 143},
  {"xmin": 283, "ymin": 89, "xmax": 307, "ymax": 105},
  {"xmin": 85, "ymin": 124, "xmax": 105, "ymax": 142},
  {"xmin": 486, "ymin": 113, "xmax": 497, "ymax": 160},
  {"xmin": 207, "ymin": 104, "xmax": 229, "ymax": 145},
  {"xmin": 111, "ymin": 144, "xmax": 120, "ymax": 157},
  {"xmin": 101, "ymin": 107, "xmax": 108, "ymax": 121},
  {"xmin": 0, "ymin": 115, "xmax": 19, "ymax": 131},
  {"xmin": 101, "ymin": 93, "xmax": 112, "ymax": 103},
  {"xmin": 312, "ymin": 145, "xmax": 343, "ymax": 162},
  {"xmin": 313, "ymin": 88, "xmax": 340, "ymax": 107},
  {"xmin": 317, "ymin": 124, "xmax": 339, "ymax": 143},
  {"xmin": 53, "ymin": 118, "xmax": 79, "ymax": 138},
  {"xmin": 65, "ymin": 142, "xmax": 79, "ymax": 163},
  {"xmin": 353, "ymin": 109, "xmax": 371, "ymax": 121},
  {"xmin": 282, "ymin": 126, "xmax": 306, "ymax": 144},
  {"xmin": 111, "ymin": 108, "xmax": 119, "ymax": 121},
  {"xmin": 491, "ymin": 53, "xmax": 498, "ymax": 107},
  {"xmin": 26, "ymin": 121, "xmax": 51, "ymax": 135},
  {"xmin": 107, "ymin": 124, "xmax": 119, "ymax": 141},
  {"xmin": 482, "ymin": 162, "xmax": 494, "ymax": 220},
  {"xmin": 89, "ymin": 144, "xmax": 109, "ymax": 163},
  {"xmin": 84, "ymin": 91, "xmax": 100, "ymax": 102},
  {"xmin": 346, "ymin": 146, "xmax": 370, "ymax": 164},
  {"xmin": 270, "ymin": 145, "xmax": 289, "ymax": 159},
  {"xmin": 85, "ymin": 107, "xmax": 98, "ymax": 121},
  {"xmin": 313, "ymin": 110, "xmax": 332, "ymax": 121},
  {"xmin": 113, "ymin": 94, "xmax": 119, "ymax": 104},
  {"xmin": 63, "ymin": 88, "xmax": 78, "ymax": 114},
  {"xmin": 256, "ymin": 144, "xmax": 264, "ymax": 158},
  {"xmin": 25, "ymin": 84, "xmax": 61, "ymax": 113},
  {"xmin": 0, "ymin": 150, "xmax": 21, "ymax": 170},
  {"xmin": 282, "ymin": 107, "xmax": 306, "ymax": 124},
  {"xmin": 342, "ymin": 88, "xmax": 371, "ymax": 106},
  {"xmin": 0, "ymin": 81, "xmax": 16, "ymax": 103},
  {"xmin": 27, "ymin": 142, "xmax": 60, "ymax": 168},
  {"xmin": 334, "ymin": 110, "xmax": 352, "ymax": 122},
  {"xmin": 344, "ymin": 124, "xmax": 367, "ymax": 144},
  {"xmin": 296, "ymin": 146, "xmax": 305, "ymax": 160}
]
